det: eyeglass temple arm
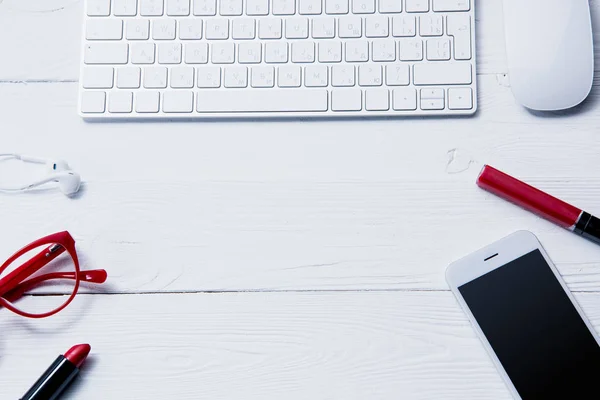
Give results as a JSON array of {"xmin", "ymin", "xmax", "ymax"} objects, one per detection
[
  {"xmin": 1, "ymin": 269, "xmax": 108, "ymax": 303},
  {"xmin": 0, "ymin": 244, "xmax": 66, "ymax": 297}
]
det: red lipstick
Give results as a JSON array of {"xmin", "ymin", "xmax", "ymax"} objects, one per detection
[
  {"xmin": 477, "ymin": 165, "xmax": 600, "ymax": 245},
  {"xmin": 20, "ymin": 344, "xmax": 91, "ymax": 400}
]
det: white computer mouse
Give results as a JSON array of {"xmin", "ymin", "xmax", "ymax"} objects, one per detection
[{"xmin": 502, "ymin": 0, "xmax": 594, "ymax": 111}]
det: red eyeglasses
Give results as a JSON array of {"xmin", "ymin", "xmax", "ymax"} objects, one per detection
[{"xmin": 0, "ymin": 231, "xmax": 107, "ymax": 318}]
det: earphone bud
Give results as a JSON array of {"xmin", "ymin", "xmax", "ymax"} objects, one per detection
[{"xmin": 0, "ymin": 154, "xmax": 82, "ymax": 196}]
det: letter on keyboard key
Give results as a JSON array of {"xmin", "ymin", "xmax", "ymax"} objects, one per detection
[
  {"xmin": 135, "ymin": 91, "xmax": 160, "ymax": 113},
  {"xmin": 131, "ymin": 43, "xmax": 155, "ymax": 64},
  {"xmin": 81, "ymin": 91, "xmax": 106, "ymax": 113},
  {"xmin": 127, "ymin": 20, "xmax": 150, "ymax": 40},
  {"xmin": 278, "ymin": 65, "xmax": 301, "ymax": 87},
  {"xmin": 359, "ymin": 64, "xmax": 382, "ymax": 86},
  {"xmin": 332, "ymin": 89, "xmax": 362, "ymax": 111},
  {"xmin": 170, "ymin": 67, "xmax": 195, "ymax": 88},
  {"xmin": 413, "ymin": 63, "xmax": 472, "ymax": 85},
  {"xmin": 86, "ymin": 19, "xmax": 123, "ymax": 40},
  {"xmin": 84, "ymin": 43, "xmax": 128, "ymax": 64},
  {"xmin": 144, "ymin": 67, "xmax": 168, "ymax": 88},
  {"xmin": 184, "ymin": 43, "xmax": 208, "ymax": 64},
  {"xmin": 163, "ymin": 91, "xmax": 194, "ymax": 112},
  {"xmin": 251, "ymin": 66, "xmax": 275, "ymax": 87},
  {"xmin": 158, "ymin": 43, "xmax": 182, "ymax": 64},
  {"xmin": 196, "ymin": 90, "xmax": 328, "ymax": 112},
  {"xmin": 433, "ymin": 0, "xmax": 469, "ymax": 11},
  {"xmin": 224, "ymin": 66, "xmax": 248, "ymax": 88},
  {"xmin": 196, "ymin": 66, "xmax": 221, "ymax": 87},
  {"xmin": 153, "ymin": 19, "xmax": 176, "ymax": 40},
  {"xmin": 83, "ymin": 67, "xmax": 114, "ymax": 89},
  {"xmin": 305, "ymin": 65, "xmax": 328, "ymax": 87}
]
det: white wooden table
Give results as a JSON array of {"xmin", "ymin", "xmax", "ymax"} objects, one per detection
[{"xmin": 1, "ymin": 0, "xmax": 599, "ymax": 398}]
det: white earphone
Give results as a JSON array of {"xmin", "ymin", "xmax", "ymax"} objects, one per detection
[{"xmin": 0, "ymin": 154, "xmax": 82, "ymax": 196}]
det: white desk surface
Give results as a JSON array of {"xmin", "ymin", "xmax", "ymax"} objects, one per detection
[{"xmin": 1, "ymin": 0, "xmax": 600, "ymax": 398}]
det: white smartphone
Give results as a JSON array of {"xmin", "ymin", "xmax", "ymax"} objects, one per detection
[{"xmin": 446, "ymin": 230, "xmax": 600, "ymax": 399}]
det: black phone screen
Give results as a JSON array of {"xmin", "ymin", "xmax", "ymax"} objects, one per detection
[{"xmin": 458, "ymin": 249, "xmax": 600, "ymax": 398}]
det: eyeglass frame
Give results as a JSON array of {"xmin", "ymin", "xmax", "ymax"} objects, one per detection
[{"xmin": 0, "ymin": 231, "xmax": 106, "ymax": 319}]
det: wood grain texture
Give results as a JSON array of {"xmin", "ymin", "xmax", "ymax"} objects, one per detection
[{"xmin": 1, "ymin": 1, "xmax": 600, "ymax": 399}]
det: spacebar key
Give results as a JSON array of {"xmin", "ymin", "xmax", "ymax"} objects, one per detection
[
  {"xmin": 196, "ymin": 90, "xmax": 328, "ymax": 113},
  {"xmin": 414, "ymin": 63, "xmax": 472, "ymax": 85}
]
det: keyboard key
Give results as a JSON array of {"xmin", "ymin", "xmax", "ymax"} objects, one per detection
[
  {"xmin": 433, "ymin": 0, "xmax": 469, "ymax": 12},
  {"xmin": 312, "ymin": 17, "xmax": 335, "ymax": 38},
  {"xmin": 135, "ymin": 91, "xmax": 160, "ymax": 112},
  {"xmin": 158, "ymin": 43, "xmax": 182, "ymax": 64},
  {"xmin": 238, "ymin": 42, "xmax": 262, "ymax": 63},
  {"xmin": 338, "ymin": 16, "xmax": 362, "ymax": 38},
  {"xmin": 399, "ymin": 39, "xmax": 423, "ymax": 61},
  {"xmin": 286, "ymin": 18, "xmax": 309, "ymax": 39},
  {"xmin": 251, "ymin": 66, "xmax": 275, "ymax": 87},
  {"xmin": 84, "ymin": 43, "xmax": 128, "ymax": 64},
  {"xmin": 392, "ymin": 88, "xmax": 417, "ymax": 110},
  {"xmin": 117, "ymin": 67, "xmax": 141, "ymax": 88},
  {"xmin": 87, "ymin": 0, "xmax": 111, "ymax": 16},
  {"xmin": 448, "ymin": 87, "xmax": 473, "ymax": 109},
  {"xmin": 81, "ymin": 91, "xmax": 106, "ymax": 113},
  {"xmin": 113, "ymin": 0, "xmax": 137, "ymax": 15},
  {"xmin": 426, "ymin": 38, "xmax": 450, "ymax": 60},
  {"xmin": 372, "ymin": 40, "xmax": 395, "ymax": 61},
  {"xmin": 206, "ymin": 19, "xmax": 229, "ymax": 39},
  {"xmin": 193, "ymin": 0, "xmax": 216, "ymax": 15},
  {"xmin": 352, "ymin": 0, "xmax": 375, "ymax": 14},
  {"xmin": 220, "ymin": 0, "xmax": 243, "ymax": 15},
  {"xmin": 365, "ymin": 88, "xmax": 389, "ymax": 110},
  {"xmin": 325, "ymin": 0, "xmax": 348, "ymax": 14},
  {"xmin": 420, "ymin": 14, "xmax": 443, "ymax": 36},
  {"xmin": 86, "ymin": 19, "xmax": 123, "ymax": 40},
  {"xmin": 413, "ymin": 62, "xmax": 471, "ymax": 85},
  {"xmin": 143, "ymin": 67, "xmax": 168, "ymax": 88},
  {"xmin": 170, "ymin": 67, "xmax": 195, "ymax": 88},
  {"xmin": 126, "ymin": 20, "xmax": 150, "ymax": 40},
  {"xmin": 140, "ymin": 0, "xmax": 164, "ymax": 16},
  {"xmin": 224, "ymin": 66, "xmax": 248, "ymax": 87},
  {"xmin": 447, "ymin": 14, "xmax": 472, "ymax": 60},
  {"xmin": 232, "ymin": 19, "xmax": 256, "ymax": 39},
  {"xmin": 331, "ymin": 65, "xmax": 355, "ymax": 86},
  {"xmin": 305, "ymin": 65, "xmax": 328, "ymax": 87},
  {"xmin": 272, "ymin": 0, "xmax": 296, "ymax": 15},
  {"xmin": 379, "ymin": 0, "xmax": 401, "ymax": 13},
  {"xmin": 130, "ymin": 43, "xmax": 155, "ymax": 64},
  {"xmin": 212, "ymin": 43, "xmax": 235, "ymax": 63},
  {"xmin": 365, "ymin": 16, "xmax": 389, "ymax": 37},
  {"xmin": 163, "ymin": 91, "xmax": 194, "ymax": 112},
  {"xmin": 345, "ymin": 40, "xmax": 368, "ymax": 62},
  {"xmin": 318, "ymin": 42, "xmax": 342, "ymax": 62},
  {"xmin": 153, "ymin": 19, "xmax": 176, "ymax": 39},
  {"xmin": 108, "ymin": 91, "xmax": 133, "ymax": 113},
  {"xmin": 179, "ymin": 20, "xmax": 203, "ymax": 39},
  {"xmin": 385, "ymin": 64, "xmax": 409, "ymax": 86},
  {"xmin": 259, "ymin": 18, "xmax": 283, "ymax": 39},
  {"xmin": 332, "ymin": 89, "xmax": 361, "ymax": 111},
  {"xmin": 392, "ymin": 15, "xmax": 416, "ymax": 37},
  {"xmin": 184, "ymin": 43, "xmax": 209, "ymax": 63},
  {"xmin": 278, "ymin": 65, "xmax": 302, "ymax": 87},
  {"xmin": 247, "ymin": 0, "xmax": 269, "ymax": 15},
  {"xmin": 196, "ymin": 89, "xmax": 328, "ymax": 112},
  {"xmin": 359, "ymin": 64, "xmax": 382, "ymax": 86},
  {"xmin": 299, "ymin": 0, "xmax": 322, "ymax": 15},
  {"xmin": 291, "ymin": 42, "xmax": 315, "ymax": 63},
  {"xmin": 265, "ymin": 42, "xmax": 288, "ymax": 63},
  {"xmin": 82, "ymin": 67, "xmax": 114, "ymax": 89},
  {"xmin": 167, "ymin": 0, "xmax": 190, "ymax": 15},
  {"xmin": 405, "ymin": 0, "xmax": 429, "ymax": 12},
  {"xmin": 196, "ymin": 66, "xmax": 221, "ymax": 87}
]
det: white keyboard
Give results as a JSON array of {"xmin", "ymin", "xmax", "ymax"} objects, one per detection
[{"xmin": 79, "ymin": 0, "xmax": 477, "ymax": 118}]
